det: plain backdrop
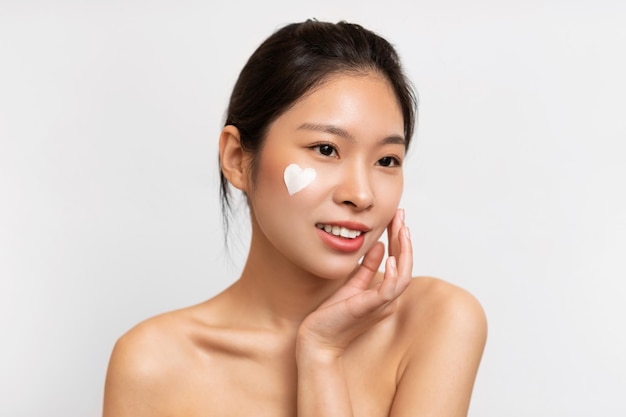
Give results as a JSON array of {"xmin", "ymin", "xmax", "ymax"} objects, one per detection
[{"xmin": 1, "ymin": 1, "xmax": 625, "ymax": 416}]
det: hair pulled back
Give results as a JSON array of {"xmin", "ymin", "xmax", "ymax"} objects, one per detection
[{"xmin": 220, "ymin": 19, "xmax": 417, "ymax": 220}]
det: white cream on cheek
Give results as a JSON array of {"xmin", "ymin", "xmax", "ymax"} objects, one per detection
[{"xmin": 283, "ymin": 163, "xmax": 317, "ymax": 196}]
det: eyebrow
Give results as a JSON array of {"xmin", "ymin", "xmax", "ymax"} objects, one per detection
[{"xmin": 297, "ymin": 123, "xmax": 406, "ymax": 146}]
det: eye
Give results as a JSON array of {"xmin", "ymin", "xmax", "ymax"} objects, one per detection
[
  {"xmin": 377, "ymin": 156, "xmax": 401, "ymax": 167},
  {"xmin": 311, "ymin": 143, "xmax": 338, "ymax": 157}
]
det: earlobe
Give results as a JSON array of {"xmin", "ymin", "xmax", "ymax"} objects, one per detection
[{"xmin": 219, "ymin": 125, "xmax": 249, "ymax": 192}]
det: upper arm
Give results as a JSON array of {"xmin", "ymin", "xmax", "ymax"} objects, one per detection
[
  {"xmin": 390, "ymin": 281, "xmax": 487, "ymax": 417},
  {"xmin": 102, "ymin": 322, "xmax": 177, "ymax": 417}
]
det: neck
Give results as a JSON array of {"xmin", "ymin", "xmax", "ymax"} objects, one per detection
[{"xmin": 227, "ymin": 219, "xmax": 348, "ymax": 330}]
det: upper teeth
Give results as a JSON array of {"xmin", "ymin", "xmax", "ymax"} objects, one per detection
[{"xmin": 316, "ymin": 223, "xmax": 362, "ymax": 239}]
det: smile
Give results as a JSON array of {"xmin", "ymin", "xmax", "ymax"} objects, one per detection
[{"xmin": 315, "ymin": 223, "xmax": 363, "ymax": 239}]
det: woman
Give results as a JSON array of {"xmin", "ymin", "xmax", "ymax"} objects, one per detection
[{"xmin": 103, "ymin": 20, "xmax": 487, "ymax": 417}]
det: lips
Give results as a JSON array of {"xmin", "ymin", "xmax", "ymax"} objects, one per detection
[
  {"xmin": 315, "ymin": 223, "xmax": 362, "ymax": 239},
  {"xmin": 315, "ymin": 221, "xmax": 370, "ymax": 253}
]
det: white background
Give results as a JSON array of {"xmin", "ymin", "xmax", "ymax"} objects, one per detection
[{"xmin": 1, "ymin": 1, "xmax": 625, "ymax": 416}]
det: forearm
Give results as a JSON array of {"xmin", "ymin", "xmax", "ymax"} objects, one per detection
[{"xmin": 296, "ymin": 347, "xmax": 354, "ymax": 417}]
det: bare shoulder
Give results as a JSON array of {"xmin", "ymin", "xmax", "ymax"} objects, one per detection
[
  {"xmin": 102, "ymin": 309, "xmax": 199, "ymax": 417},
  {"xmin": 388, "ymin": 277, "xmax": 487, "ymax": 416},
  {"xmin": 400, "ymin": 276, "xmax": 487, "ymax": 339},
  {"xmin": 108, "ymin": 310, "xmax": 191, "ymax": 375}
]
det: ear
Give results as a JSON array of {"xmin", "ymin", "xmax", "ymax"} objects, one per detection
[{"xmin": 219, "ymin": 125, "xmax": 250, "ymax": 192}]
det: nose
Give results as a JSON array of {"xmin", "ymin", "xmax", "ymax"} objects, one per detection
[{"xmin": 332, "ymin": 163, "xmax": 374, "ymax": 211}]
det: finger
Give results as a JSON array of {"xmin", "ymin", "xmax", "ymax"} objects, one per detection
[
  {"xmin": 380, "ymin": 225, "xmax": 413, "ymax": 300},
  {"xmin": 387, "ymin": 208, "xmax": 404, "ymax": 257},
  {"xmin": 344, "ymin": 241, "xmax": 385, "ymax": 290},
  {"xmin": 345, "ymin": 279, "xmax": 397, "ymax": 319},
  {"xmin": 320, "ymin": 243, "xmax": 386, "ymax": 306},
  {"xmin": 379, "ymin": 255, "xmax": 399, "ymax": 301},
  {"xmin": 342, "ymin": 231, "xmax": 411, "ymax": 320},
  {"xmin": 346, "ymin": 255, "xmax": 399, "ymax": 318},
  {"xmin": 361, "ymin": 241, "xmax": 385, "ymax": 273},
  {"xmin": 395, "ymin": 226, "xmax": 414, "ymax": 293}
]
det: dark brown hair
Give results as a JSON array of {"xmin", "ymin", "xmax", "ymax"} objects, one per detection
[{"xmin": 220, "ymin": 19, "xmax": 417, "ymax": 229}]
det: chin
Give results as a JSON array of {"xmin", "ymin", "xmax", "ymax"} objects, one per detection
[
  {"xmin": 301, "ymin": 253, "xmax": 363, "ymax": 281},
  {"xmin": 319, "ymin": 235, "xmax": 385, "ymax": 278}
]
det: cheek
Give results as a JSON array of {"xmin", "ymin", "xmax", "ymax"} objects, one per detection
[
  {"xmin": 377, "ymin": 176, "xmax": 404, "ymax": 218},
  {"xmin": 248, "ymin": 157, "xmax": 285, "ymax": 210},
  {"xmin": 283, "ymin": 163, "xmax": 317, "ymax": 196},
  {"xmin": 252, "ymin": 158, "xmax": 323, "ymax": 211},
  {"xmin": 275, "ymin": 158, "xmax": 337, "ymax": 199}
]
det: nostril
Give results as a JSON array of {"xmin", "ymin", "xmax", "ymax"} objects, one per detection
[{"xmin": 342, "ymin": 199, "xmax": 373, "ymax": 211}]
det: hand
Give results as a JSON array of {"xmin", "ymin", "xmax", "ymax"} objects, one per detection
[{"xmin": 297, "ymin": 209, "xmax": 413, "ymax": 359}]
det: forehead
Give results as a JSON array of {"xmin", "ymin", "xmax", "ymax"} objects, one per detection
[{"xmin": 267, "ymin": 72, "xmax": 405, "ymax": 140}]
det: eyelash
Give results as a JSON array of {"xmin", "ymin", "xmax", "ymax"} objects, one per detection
[
  {"xmin": 309, "ymin": 142, "xmax": 339, "ymax": 158},
  {"xmin": 377, "ymin": 156, "xmax": 402, "ymax": 167},
  {"xmin": 308, "ymin": 142, "xmax": 402, "ymax": 167}
]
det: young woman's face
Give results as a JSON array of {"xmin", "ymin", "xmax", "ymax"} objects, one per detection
[{"xmin": 247, "ymin": 73, "xmax": 406, "ymax": 279}]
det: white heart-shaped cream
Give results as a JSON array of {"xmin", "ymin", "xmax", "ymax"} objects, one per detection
[{"xmin": 283, "ymin": 163, "xmax": 317, "ymax": 196}]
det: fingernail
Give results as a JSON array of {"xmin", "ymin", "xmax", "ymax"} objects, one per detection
[
  {"xmin": 404, "ymin": 227, "xmax": 411, "ymax": 239},
  {"xmin": 389, "ymin": 256, "xmax": 396, "ymax": 269}
]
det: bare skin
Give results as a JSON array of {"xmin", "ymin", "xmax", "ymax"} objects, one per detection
[{"xmin": 102, "ymin": 74, "xmax": 487, "ymax": 417}]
